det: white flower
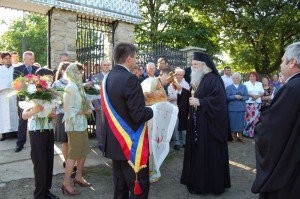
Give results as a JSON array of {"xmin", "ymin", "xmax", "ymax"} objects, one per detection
[
  {"xmin": 27, "ymin": 84, "xmax": 37, "ymax": 94},
  {"xmin": 94, "ymin": 84, "xmax": 101, "ymax": 91}
]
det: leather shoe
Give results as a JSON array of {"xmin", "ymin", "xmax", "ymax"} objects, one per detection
[
  {"xmin": 173, "ymin": 145, "xmax": 180, "ymax": 151},
  {"xmin": 0, "ymin": 137, "xmax": 7, "ymax": 141},
  {"xmin": 14, "ymin": 145, "xmax": 23, "ymax": 152},
  {"xmin": 47, "ymin": 191, "xmax": 59, "ymax": 199}
]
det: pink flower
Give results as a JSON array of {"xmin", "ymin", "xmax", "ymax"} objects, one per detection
[
  {"xmin": 39, "ymin": 79, "xmax": 48, "ymax": 89},
  {"xmin": 25, "ymin": 74, "xmax": 34, "ymax": 81}
]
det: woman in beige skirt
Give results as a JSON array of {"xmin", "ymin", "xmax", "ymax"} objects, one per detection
[{"xmin": 61, "ymin": 63, "xmax": 92, "ymax": 195}]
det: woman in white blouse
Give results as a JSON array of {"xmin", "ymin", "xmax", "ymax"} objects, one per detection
[
  {"xmin": 243, "ymin": 72, "xmax": 264, "ymax": 138},
  {"xmin": 61, "ymin": 63, "xmax": 92, "ymax": 195}
]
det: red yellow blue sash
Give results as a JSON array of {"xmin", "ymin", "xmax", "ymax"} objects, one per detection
[{"xmin": 100, "ymin": 73, "xmax": 148, "ymax": 194}]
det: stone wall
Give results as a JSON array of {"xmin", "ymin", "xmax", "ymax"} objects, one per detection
[
  {"xmin": 49, "ymin": 10, "xmax": 135, "ymax": 68},
  {"xmin": 180, "ymin": 47, "xmax": 206, "ymax": 66},
  {"xmin": 49, "ymin": 8, "xmax": 77, "ymax": 69},
  {"xmin": 114, "ymin": 22, "xmax": 135, "ymax": 44}
]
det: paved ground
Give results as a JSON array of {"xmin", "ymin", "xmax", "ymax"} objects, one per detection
[{"xmin": 0, "ymin": 138, "xmax": 257, "ymax": 199}]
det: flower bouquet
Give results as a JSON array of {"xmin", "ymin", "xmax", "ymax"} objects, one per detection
[
  {"xmin": 12, "ymin": 74, "xmax": 63, "ymax": 131},
  {"xmin": 85, "ymin": 78, "xmax": 101, "ymax": 110}
]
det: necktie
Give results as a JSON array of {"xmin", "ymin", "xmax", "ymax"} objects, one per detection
[{"xmin": 27, "ymin": 67, "xmax": 32, "ymax": 74}]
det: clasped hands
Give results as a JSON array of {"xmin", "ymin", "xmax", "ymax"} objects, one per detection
[{"xmin": 235, "ymin": 95, "xmax": 243, "ymax": 100}]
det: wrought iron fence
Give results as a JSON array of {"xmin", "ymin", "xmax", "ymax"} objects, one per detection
[
  {"xmin": 76, "ymin": 15, "xmax": 114, "ymax": 81},
  {"xmin": 76, "ymin": 15, "xmax": 115, "ymax": 135},
  {"xmin": 136, "ymin": 43, "xmax": 187, "ymax": 70}
]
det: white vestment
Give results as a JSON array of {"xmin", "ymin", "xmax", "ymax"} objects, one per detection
[
  {"xmin": 12, "ymin": 62, "xmax": 22, "ymax": 67},
  {"xmin": 148, "ymin": 102, "xmax": 178, "ymax": 182},
  {"xmin": 0, "ymin": 65, "xmax": 18, "ymax": 134}
]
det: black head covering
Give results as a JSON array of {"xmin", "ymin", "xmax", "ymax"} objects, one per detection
[
  {"xmin": 35, "ymin": 68, "xmax": 54, "ymax": 76},
  {"xmin": 193, "ymin": 51, "xmax": 227, "ymax": 92},
  {"xmin": 193, "ymin": 52, "xmax": 219, "ymax": 76}
]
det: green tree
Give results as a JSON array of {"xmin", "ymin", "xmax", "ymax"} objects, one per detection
[
  {"xmin": 188, "ymin": 0, "xmax": 300, "ymax": 75},
  {"xmin": 135, "ymin": 0, "xmax": 220, "ymax": 53},
  {"xmin": 0, "ymin": 13, "xmax": 47, "ymax": 66}
]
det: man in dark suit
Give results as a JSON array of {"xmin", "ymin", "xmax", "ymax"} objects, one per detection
[
  {"xmin": 13, "ymin": 51, "xmax": 39, "ymax": 152},
  {"xmin": 252, "ymin": 42, "xmax": 300, "ymax": 198},
  {"xmin": 102, "ymin": 42, "xmax": 153, "ymax": 199}
]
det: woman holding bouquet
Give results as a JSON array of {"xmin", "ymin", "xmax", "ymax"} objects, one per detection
[
  {"xmin": 52, "ymin": 62, "xmax": 70, "ymax": 167},
  {"xmin": 22, "ymin": 68, "xmax": 59, "ymax": 199},
  {"xmin": 61, "ymin": 63, "xmax": 92, "ymax": 195}
]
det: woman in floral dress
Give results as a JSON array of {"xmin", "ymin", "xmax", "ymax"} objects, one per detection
[{"xmin": 243, "ymin": 72, "xmax": 264, "ymax": 138}]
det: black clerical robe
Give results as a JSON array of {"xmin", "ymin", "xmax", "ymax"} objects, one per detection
[
  {"xmin": 180, "ymin": 72, "xmax": 231, "ymax": 194},
  {"xmin": 252, "ymin": 73, "xmax": 300, "ymax": 199}
]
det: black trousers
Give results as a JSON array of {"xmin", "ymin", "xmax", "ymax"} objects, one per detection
[
  {"xmin": 29, "ymin": 130, "xmax": 54, "ymax": 199},
  {"xmin": 113, "ymin": 160, "xmax": 149, "ymax": 199},
  {"xmin": 17, "ymin": 107, "xmax": 28, "ymax": 147}
]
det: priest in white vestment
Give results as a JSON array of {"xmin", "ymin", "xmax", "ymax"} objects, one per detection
[{"xmin": 0, "ymin": 52, "xmax": 18, "ymax": 140}]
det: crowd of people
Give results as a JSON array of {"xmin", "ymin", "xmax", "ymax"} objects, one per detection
[{"xmin": 0, "ymin": 41, "xmax": 300, "ymax": 199}]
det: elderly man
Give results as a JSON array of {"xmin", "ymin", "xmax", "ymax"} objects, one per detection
[
  {"xmin": 175, "ymin": 52, "xmax": 231, "ymax": 194},
  {"xmin": 92, "ymin": 59, "xmax": 111, "ymax": 82},
  {"xmin": 13, "ymin": 51, "xmax": 39, "ymax": 152},
  {"xmin": 140, "ymin": 62, "xmax": 156, "ymax": 83},
  {"xmin": 59, "ymin": 52, "xmax": 70, "ymax": 63},
  {"xmin": 167, "ymin": 67, "xmax": 189, "ymax": 150},
  {"xmin": 90, "ymin": 59, "xmax": 111, "ymax": 151},
  {"xmin": 0, "ymin": 52, "xmax": 18, "ymax": 141},
  {"xmin": 252, "ymin": 42, "xmax": 300, "ymax": 198}
]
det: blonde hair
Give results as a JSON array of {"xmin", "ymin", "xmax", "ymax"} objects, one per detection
[{"xmin": 64, "ymin": 62, "xmax": 89, "ymax": 111}]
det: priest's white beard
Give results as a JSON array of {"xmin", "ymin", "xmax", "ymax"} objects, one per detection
[{"xmin": 190, "ymin": 64, "xmax": 212, "ymax": 86}]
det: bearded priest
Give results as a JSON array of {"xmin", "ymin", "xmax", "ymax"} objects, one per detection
[{"xmin": 174, "ymin": 52, "xmax": 231, "ymax": 195}]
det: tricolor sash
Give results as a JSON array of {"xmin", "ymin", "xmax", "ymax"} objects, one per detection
[{"xmin": 100, "ymin": 73, "xmax": 148, "ymax": 194}]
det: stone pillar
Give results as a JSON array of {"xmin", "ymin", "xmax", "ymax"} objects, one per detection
[
  {"xmin": 50, "ymin": 9, "xmax": 77, "ymax": 69},
  {"xmin": 180, "ymin": 47, "xmax": 206, "ymax": 66},
  {"xmin": 114, "ymin": 22, "xmax": 135, "ymax": 44}
]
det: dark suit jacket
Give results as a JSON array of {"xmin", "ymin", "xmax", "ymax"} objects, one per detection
[
  {"xmin": 101, "ymin": 64, "xmax": 153, "ymax": 160},
  {"xmin": 184, "ymin": 66, "xmax": 191, "ymax": 84},
  {"xmin": 13, "ymin": 64, "xmax": 39, "ymax": 80},
  {"xmin": 252, "ymin": 73, "xmax": 300, "ymax": 198}
]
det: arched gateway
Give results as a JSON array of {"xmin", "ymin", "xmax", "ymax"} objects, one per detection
[{"xmin": 0, "ymin": 0, "xmax": 141, "ymax": 71}]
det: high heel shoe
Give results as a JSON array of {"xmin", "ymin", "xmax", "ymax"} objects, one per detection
[
  {"xmin": 73, "ymin": 178, "xmax": 92, "ymax": 187},
  {"xmin": 61, "ymin": 185, "xmax": 81, "ymax": 195}
]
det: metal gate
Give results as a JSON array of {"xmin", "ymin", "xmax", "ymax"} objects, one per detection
[
  {"xmin": 76, "ymin": 15, "xmax": 115, "ymax": 135},
  {"xmin": 136, "ymin": 43, "xmax": 187, "ymax": 69},
  {"xmin": 76, "ymin": 15, "xmax": 115, "ymax": 81}
]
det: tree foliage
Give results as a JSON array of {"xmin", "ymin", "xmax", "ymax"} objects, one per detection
[
  {"xmin": 187, "ymin": 0, "xmax": 300, "ymax": 74},
  {"xmin": 0, "ymin": 13, "xmax": 47, "ymax": 66},
  {"xmin": 135, "ymin": 0, "xmax": 220, "ymax": 54}
]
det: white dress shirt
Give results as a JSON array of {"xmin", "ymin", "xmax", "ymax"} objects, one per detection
[{"xmin": 222, "ymin": 75, "xmax": 233, "ymax": 88}]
